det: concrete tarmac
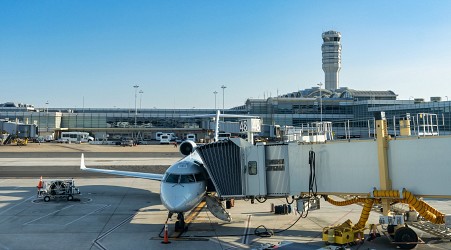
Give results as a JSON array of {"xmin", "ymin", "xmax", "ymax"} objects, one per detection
[{"xmin": 1, "ymin": 143, "xmax": 451, "ymax": 250}]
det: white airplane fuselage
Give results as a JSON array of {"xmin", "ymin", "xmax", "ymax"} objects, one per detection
[
  {"xmin": 80, "ymin": 152, "xmax": 208, "ymax": 216},
  {"xmin": 159, "ymin": 157, "xmax": 207, "ymax": 213}
]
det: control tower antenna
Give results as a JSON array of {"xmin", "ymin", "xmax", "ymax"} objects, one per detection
[{"xmin": 322, "ymin": 30, "xmax": 342, "ymax": 91}]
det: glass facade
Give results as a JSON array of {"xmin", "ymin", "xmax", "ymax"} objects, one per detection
[{"xmin": 2, "ymin": 98, "xmax": 451, "ymax": 138}]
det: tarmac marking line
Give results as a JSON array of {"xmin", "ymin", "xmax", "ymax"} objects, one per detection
[
  {"xmin": 210, "ymin": 238, "xmax": 245, "ymax": 249},
  {"xmin": 241, "ymin": 214, "xmax": 252, "ymax": 245},
  {"xmin": 23, "ymin": 204, "xmax": 75, "ymax": 225},
  {"xmin": 0, "ymin": 195, "xmax": 34, "ymax": 216},
  {"xmin": 93, "ymin": 213, "xmax": 136, "ymax": 250},
  {"xmin": 64, "ymin": 204, "xmax": 111, "ymax": 226},
  {"xmin": 185, "ymin": 200, "xmax": 206, "ymax": 224}
]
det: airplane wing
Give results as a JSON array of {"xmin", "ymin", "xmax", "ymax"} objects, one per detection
[{"xmin": 80, "ymin": 153, "xmax": 164, "ymax": 181}]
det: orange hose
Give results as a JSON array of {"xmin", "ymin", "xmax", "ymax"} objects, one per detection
[
  {"xmin": 402, "ymin": 190, "xmax": 444, "ymax": 224},
  {"xmin": 352, "ymin": 199, "xmax": 374, "ymax": 230},
  {"xmin": 324, "ymin": 196, "xmax": 368, "ymax": 206}
]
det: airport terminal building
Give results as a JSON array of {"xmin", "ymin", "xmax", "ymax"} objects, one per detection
[
  {"xmin": 2, "ymin": 30, "xmax": 450, "ymax": 141},
  {"xmin": 1, "ymin": 90, "xmax": 451, "ymax": 142}
]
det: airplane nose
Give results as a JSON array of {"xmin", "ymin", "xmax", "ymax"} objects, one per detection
[
  {"xmin": 160, "ymin": 182, "xmax": 205, "ymax": 213},
  {"xmin": 162, "ymin": 195, "xmax": 187, "ymax": 212},
  {"xmin": 160, "ymin": 183, "xmax": 191, "ymax": 213}
]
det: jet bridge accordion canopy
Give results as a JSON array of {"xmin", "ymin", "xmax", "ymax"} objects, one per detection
[{"xmin": 196, "ymin": 140, "xmax": 243, "ymax": 197}]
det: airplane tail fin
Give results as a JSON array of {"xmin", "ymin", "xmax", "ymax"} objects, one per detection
[{"xmin": 80, "ymin": 153, "xmax": 86, "ymax": 170}]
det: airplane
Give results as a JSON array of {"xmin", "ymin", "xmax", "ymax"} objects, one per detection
[{"xmin": 80, "ymin": 110, "xmax": 259, "ymax": 231}]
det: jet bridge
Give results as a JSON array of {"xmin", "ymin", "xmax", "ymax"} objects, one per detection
[
  {"xmin": 196, "ymin": 139, "xmax": 293, "ymax": 198},
  {"xmin": 197, "ymin": 114, "xmax": 451, "ymax": 249},
  {"xmin": 196, "ymin": 126, "xmax": 451, "ymax": 200},
  {"xmin": 1, "ymin": 119, "xmax": 38, "ymax": 144}
]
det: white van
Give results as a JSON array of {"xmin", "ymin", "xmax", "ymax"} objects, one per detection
[
  {"xmin": 186, "ymin": 134, "xmax": 196, "ymax": 142},
  {"xmin": 155, "ymin": 132, "xmax": 163, "ymax": 141},
  {"xmin": 160, "ymin": 135, "xmax": 170, "ymax": 144},
  {"xmin": 60, "ymin": 132, "xmax": 94, "ymax": 143}
]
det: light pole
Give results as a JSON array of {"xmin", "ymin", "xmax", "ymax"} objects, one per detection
[
  {"xmin": 133, "ymin": 85, "xmax": 139, "ymax": 127},
  {"xmin": 213, "ymin": 91, "xmax": 218, "ymax": 110},
  {"xmin": 139, "ymin": 90, "xmax": 143, "ymax": 109},
  {"xmin": 221, "ymin": 85, "xmax": 226, "ymax": 115},
  {"xmin": 446, "ymin": 96, "xmax": 448, "ymax": 101},
  {"xmin": 317, "ymin": 83, "xmax": 323, "ymax": 123},
  {"xmin": 45, "ymin": 101, "xmax": 49, "ymax": 132}
]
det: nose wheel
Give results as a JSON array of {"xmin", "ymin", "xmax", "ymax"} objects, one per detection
[{"xmin": 175, "ymin": 213, "xmax": 185, "ymax": 232}]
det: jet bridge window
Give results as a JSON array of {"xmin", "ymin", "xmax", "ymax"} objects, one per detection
[{"xmin": 248, "ymin": 161, "xmax": 257, "ymax": 175}]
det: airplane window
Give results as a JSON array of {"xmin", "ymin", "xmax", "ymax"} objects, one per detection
[
  {"xmin": 165, "ymin": 174, "xmax": 179, "ymax": 183},
  {"xmin": 180, "ymin": 174, "xmax": 196, "ymax": 183},
  {"xmin": 194, "ymin": 173, "xmax": 205, "ymax": 182}
]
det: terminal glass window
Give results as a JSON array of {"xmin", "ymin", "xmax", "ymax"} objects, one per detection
[{"xmin": 248, "ymin": 161, "xmax": 257, "ymax": 175}]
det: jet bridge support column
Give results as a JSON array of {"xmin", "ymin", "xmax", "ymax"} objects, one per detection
[{"xmin": 375, "ymin": 112, "xmax": 392, "ymax": 216}]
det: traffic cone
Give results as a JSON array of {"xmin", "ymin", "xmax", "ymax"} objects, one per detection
[
  {"xmin": 161, "ymin": 223, "xmax": 170, "ymax": 244},
  {"xmin": 37, "ymin": 176, "xmax": 43, "ymax": 189}
]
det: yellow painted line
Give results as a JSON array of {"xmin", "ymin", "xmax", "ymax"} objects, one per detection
[{"xmin": 185, "ymin": 200, "xmax": 207, "ymax": 224}]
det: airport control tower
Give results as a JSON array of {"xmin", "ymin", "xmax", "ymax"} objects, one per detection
[{"xmin": 322, "ymin": 31, "xmax": 342, "ymax": 91}]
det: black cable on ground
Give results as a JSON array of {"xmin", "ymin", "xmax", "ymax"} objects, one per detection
[
  {"xmin": 286, "ymin": 196, "xmax": 295, "ymax": 204},
  {"xmin": 166, "ymin": 210, "xmax": 305, "ymax": 239},
  {"xmin": 308, "ymin": 150, "xmax": 317, "ymax": 196}
]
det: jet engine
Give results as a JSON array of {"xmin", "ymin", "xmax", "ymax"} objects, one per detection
[{"xmin": 179, "ymin": 140, "xmax": 197, "ymax": 156}]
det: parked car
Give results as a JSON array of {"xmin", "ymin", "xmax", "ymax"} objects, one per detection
[{"xmin": 121, "ymin": 139, "xmax": 133, "ymax": 147}]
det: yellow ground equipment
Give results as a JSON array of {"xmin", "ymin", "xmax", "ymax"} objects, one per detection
[
  {"xmin": 16, "ymin": 138, "xmax": 28, "ymax": 146},
  {"xmin": 322, "ymin": 219, "xmax": 365, "ymax": 245}
]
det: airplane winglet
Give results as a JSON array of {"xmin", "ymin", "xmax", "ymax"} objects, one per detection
[{"xmin": 80, "ymin": 153, "xmax": 86, "ymax": 170}]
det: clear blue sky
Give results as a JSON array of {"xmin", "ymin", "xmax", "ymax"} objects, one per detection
[{"xmin": 1, "ymin": 1, "xmax": 451, "ymax": 109}]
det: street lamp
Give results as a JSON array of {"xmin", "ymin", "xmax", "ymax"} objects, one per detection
[
  {"xmin": 139, "ymin": 90, "xmax": 144, "ymax": 109},
  {"xmin": 317, "ymin": 83, "xmax": 323, "ymax": 123},
  {"xmin": 133, "ymin": 85, "xmax": 139, "ymax": 127},
  {"xmin": 213, "ymin": 91, "xmax": 218, "ymax": 110},
  {"xmin": 221, "ymin": 85, "xmax": 226, "ymax": 115},
  {"xmin": 45, "ymin": 101, "xmax": 49, "ymax": 132},
  {"xmin": 446, "ymin": 96, "xmax": 448, "ymax": 101}
]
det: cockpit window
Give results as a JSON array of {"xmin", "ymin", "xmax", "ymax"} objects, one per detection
[
  {"xmin": 165, "ymin": 173, "xmax": 198, "ymax": 183},
  {"xmin": 194, "ymin": 173, "xmax": 205, "ymax": 182},
  {"xmin": 165, "ymin": 174, "xmax": 179, "ymax": 183},
  {"xmin": 180, "ymin": 174, "xmax": 196, "ymax": 183}
]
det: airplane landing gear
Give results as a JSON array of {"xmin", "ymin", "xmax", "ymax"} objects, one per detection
[{"xmin": 175, "ymin": 213, "xmax": 185, "ymax": 232}]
